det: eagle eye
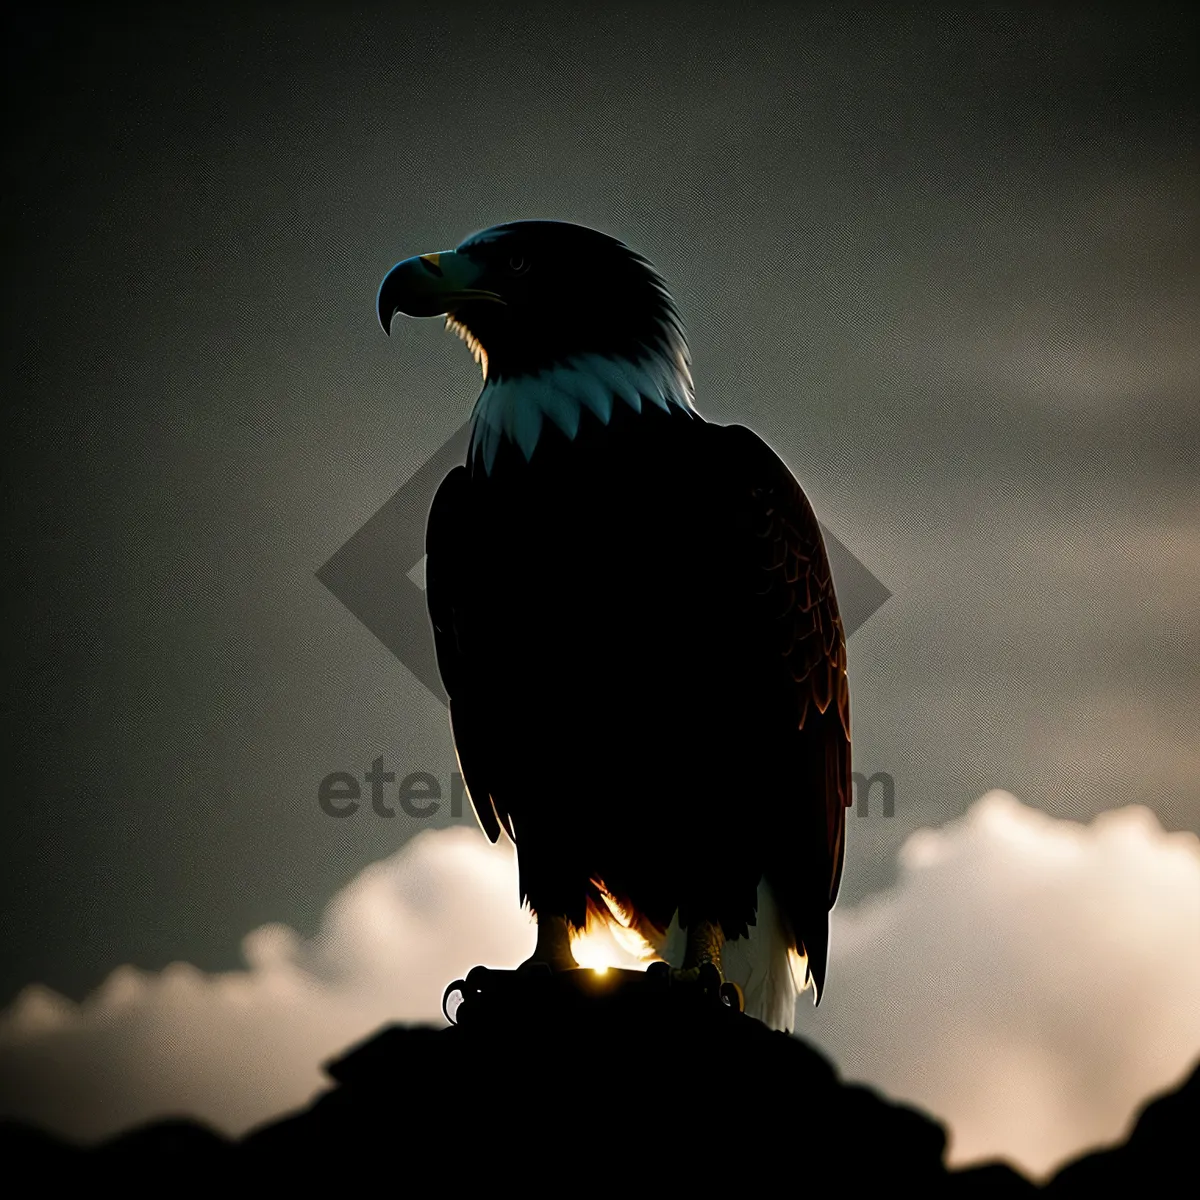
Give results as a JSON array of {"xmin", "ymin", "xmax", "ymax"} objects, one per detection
[{"xmin": 507, "ymin": 254, "xmax": 530, "ymax": 276}]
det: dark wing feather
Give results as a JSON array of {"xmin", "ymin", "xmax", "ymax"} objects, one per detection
[
  {"xmin": 719, "ymin": 423, "xmax": 852, "ymax": 1002},
  {"xmin": 425, "ymin": 465, "xmax": 510, "ymax": 844}
]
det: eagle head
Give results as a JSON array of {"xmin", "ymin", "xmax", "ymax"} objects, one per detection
[{"xmin": 378, "ymin": 220, "xmax": 695, "ymax": 471}]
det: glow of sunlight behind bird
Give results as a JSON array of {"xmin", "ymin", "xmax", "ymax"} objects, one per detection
[{"xmin": 569, "ymin": 906, "xmax": 659, "ymax": 972}]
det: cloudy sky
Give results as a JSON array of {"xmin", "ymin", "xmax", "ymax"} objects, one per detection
[
  {"xmin": 2, "ymin": 0, "xmax": 1197, "ymax": 1177},
  {"xmin": 2, "ymin": 797, "xmax": 1197, "ymax": 1179}
]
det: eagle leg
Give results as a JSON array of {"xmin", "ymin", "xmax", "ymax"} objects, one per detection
[
  {"xmin": 519, "ymin": 913, "xmax": 579, "ymax": 972},
  {"xmin": 669, "ymin": 921, "xmax": 734, "ymax": 996},
  {"xmin": 681, "ymin": 918, "xmax": 726, "ymax": 974}
]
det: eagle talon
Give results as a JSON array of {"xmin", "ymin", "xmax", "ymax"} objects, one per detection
[
  {"xmin": 719, "ymin": 981, "xmax": 745, "ymax": 1012},
  {"xmin": 442, "ymin": 979, "xmax": 468, "ymax": 1025},
  {"xmin": 662, "ymin": 960, "xmax": 728, "ymax": 1005}
]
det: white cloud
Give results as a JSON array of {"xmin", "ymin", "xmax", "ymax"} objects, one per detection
[
  {"xmin": 1, "ymin": 795, "xmax": 1197, "ymax": 1182},
  {"xmin": 0, "ymin": 826, "xmax": 538, "ymax": 1142},
  {"xmin": 808, "ymin": 791, "xmax": 1200, "ymax": 1179}
]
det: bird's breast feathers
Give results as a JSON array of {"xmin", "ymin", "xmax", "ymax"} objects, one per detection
[{"xmin": 468, "ymin": 352, "xmax": 695, "ymax": 474}]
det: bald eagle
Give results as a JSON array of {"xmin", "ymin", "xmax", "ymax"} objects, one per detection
[{"xmin": 377, "ymin": 221, "xmax": 851, "ymax": 1029}]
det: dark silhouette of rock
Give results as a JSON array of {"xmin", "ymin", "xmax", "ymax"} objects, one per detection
[
  {"xmin": 1045, "ymin": 1057, "xmax": 1198, "ymax": 1196},
  {"xmin": 0, "ymin": 1117, "xmax": 83, "ymax": 1166},
  {"xmin": 0, "ymin": 968, "xmax": 1193, "ymax": 1190},
  {"xmin": 239, "ymin": 967, "xmax": 953, "ymax": 1186},
  {"xmin": 946, "ymin": 1162, "xmax": 1040, "ymax": 1196},
  {"xmin": 96, "ymin": 1117, "xmax": 234, "ymax": 1162}
]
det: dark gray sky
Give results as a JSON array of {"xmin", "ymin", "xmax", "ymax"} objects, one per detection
[{"xmin": 2, "ymin": 1, "xmax": 1196, "ymax": 1006}]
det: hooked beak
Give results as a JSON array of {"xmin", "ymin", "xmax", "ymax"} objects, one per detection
[{"xmin": 376, "ymin": 250, "xmax": 504, "ymax": 332}]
